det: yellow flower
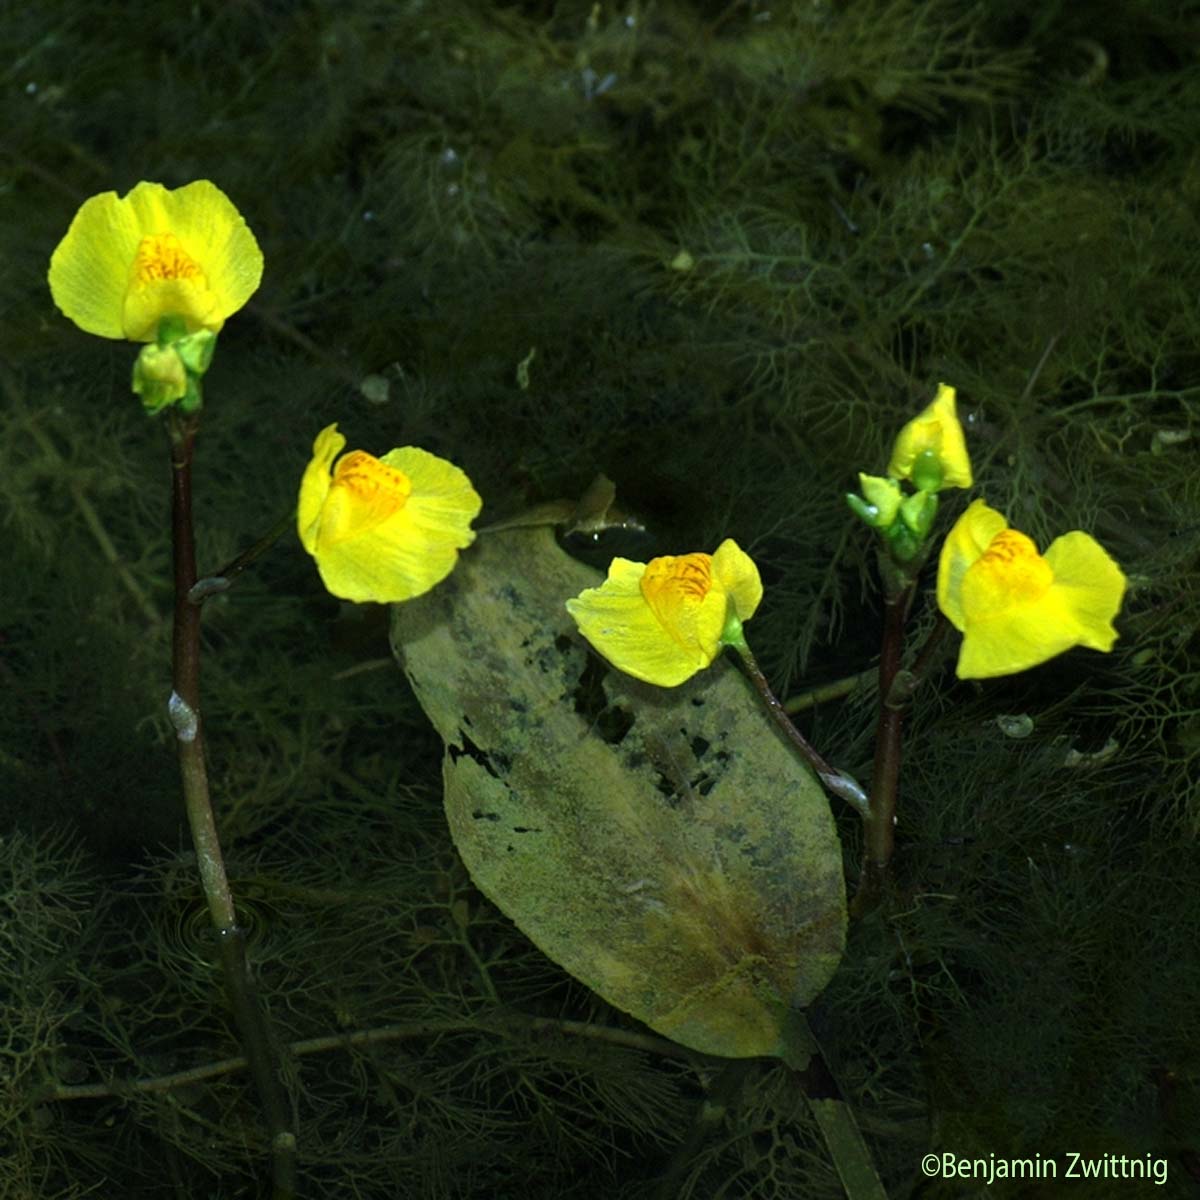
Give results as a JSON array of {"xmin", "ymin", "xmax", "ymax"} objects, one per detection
[
  {"xmin": 48, "ymin": 180, "xmax": 262, "ymax": 342},
  {"xmin": 887, "ymin": 382, "xmax": 973, "ymax": 491},
  {"xmin": 566, "ymin": 540, "xmax": 762, "ymax": 686},
  {"xmin": 298, "ymin": 424, "xmax": 481, "ymax": 603},
  {"xmin": 937, "ymin": 499, "xmax": 1126, "ymax": 679}
]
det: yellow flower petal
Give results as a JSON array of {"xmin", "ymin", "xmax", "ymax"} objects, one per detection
[
  {"xmin": 297, "ymin": 424, "xmax": 345, "ymax": 555},
  {"xmin": 960, "ymin": 529, "xmax": 1054, "ymax": 619},
  {"xmin": 711, "ymin": 538, "xmax": 763, "ymax": 623},
  {"xmin": 48, "ymin": 191, "xmax": 143, "ymax": 338},
  {"xmin": 297, "ymin": 425, "xmax": 481, "ymax": 603},
  {"xmin": 381, "ymin": 446, "xmax": 486, "ymax": 545},
  {"xmin": 566, "ymin": 539, "xmax": 762, "ymax": 687},
  {"xmin": 1042, "ymin": 531, "xmax": 1126, "ymax": 652},
  {"xmin": 49, "ymin": 180, "xmax": 263, "ymax": 342},
  {"xmin": 567, "ymin": 560, "xmax": 709, "ymax": 687},
  {"xmin": 937, "ymin": 500, "xmax": 1126, "ymax": 679},
  {"xmin": 937, "ymin": 499, "xmax": 1007, "ymax": 631},
  {"xmin": 640, "ymin": 552, "xmax": 726, "ymax": 659},
  {"xmin": 316, "ymin": 450, "xmax": 414, "ymax": 552},
  {"xmin": 887, "ymin": 382, "xmax": 974, "ymax": 491}
]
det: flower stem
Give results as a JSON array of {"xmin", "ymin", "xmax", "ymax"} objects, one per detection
[
  {"xmin": 849, "ymin": 583, "xmax": 909, "ymax": 917},
  {"xmin": 730, "ymin": 641, "xmax": 870, "ymax": 820},
  {"xmin": 187, "ymin": 507, "xmax": 297, "ymax": 603},
  {"xmin": 849, "ymin": 591, "xmax": 950, "ymax": 918},
  {"xmin": 783, "ymin": 668, "xmax": 876, "ymax": 714},
  {"xmin": 167, "ymin": 411, "xmax": 297, "ymax": 1198}
]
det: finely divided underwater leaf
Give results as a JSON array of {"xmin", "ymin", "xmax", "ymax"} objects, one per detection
[{"xmin": 391, "ymin": 526, "xmax": 845, "ymax": 1059}]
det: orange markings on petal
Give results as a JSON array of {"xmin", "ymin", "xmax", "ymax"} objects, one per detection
[
  {"xmin": 640, "ymin": 552, "xmax": 712, "ymax": 613},
  {"xmin": 132, "ymin": 233, "xmax": 204, "ymax": 286},
  {"xmin": 297, "ymin": 422, "xmax": 480, "ymax": 604},
  {"xmin": 937, "ymin": 498, "xmax": 1126, "ymax": 679},
  {"xmin": 334, "ymin": 450, "xmax": 413, "ymax": 502},
  {"xmin": 316, "ymin": 451, "xmax": 414, "ymax": 550},
  {"xmin": 567, "ymin": 539, "xmax": 761, "ymax": 687},
  {"xmin": 980, "ymin": 529, "xmax": 1036, "ymax": 566},
  {"xmin": 331, "ymin": 450, "xmax": 412, "ymax": 518},
  {"xmin": 972, "ymin": 529, "xmax": 1053, "ymax": 606}
]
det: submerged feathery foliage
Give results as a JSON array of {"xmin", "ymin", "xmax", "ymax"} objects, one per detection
[{"xmin": 2, "ymin": 0, "xmax": 1199, "ymax": 1194}]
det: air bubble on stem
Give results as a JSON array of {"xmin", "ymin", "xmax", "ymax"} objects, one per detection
[{"xmin": 168, "ymin": 691, "xmax": 199, "ymax": 742}]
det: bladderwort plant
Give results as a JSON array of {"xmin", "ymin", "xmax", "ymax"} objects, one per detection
[
  {"xmin": 11, "ymin": 2, "xmax": 1200, "ymax": 1196},
  {"xmin": 39, "ymin": 168, "xmax": 1128, "ymax": 1195}
]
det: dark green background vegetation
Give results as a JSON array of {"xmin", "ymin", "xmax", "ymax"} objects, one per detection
[{"xmin": 2, "ymin": 0, "xmax": 1198, "ymax": 1195}]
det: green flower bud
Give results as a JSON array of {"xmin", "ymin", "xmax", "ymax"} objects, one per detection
[
  {"xmin": 132, "ymin": 343, "xmax": 188, "ymax": 413},
  {"xmin": 886, "ymin": 522, "xmax": 923, "ymax": 563},
  {"xmin": 899, "ymin": 489, "xmax": 938, "ymax": 538},
  {"xmin": 861, "ymin": 473, "xmax": 903, "ymax": 526},
  {"xmin": 910, "ymin": 448, "xmax": 944, "ymax": 493}
]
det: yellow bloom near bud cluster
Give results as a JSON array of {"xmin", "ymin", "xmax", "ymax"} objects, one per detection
[
  {"xmin": 48, "ymin": 180, "xmax": 262, "ymax": 342},
  {"xmin": 566, "ymin": 539, "xmax": 762, "ymax": 686},
  {"xmin": 46, "ymin": 178, "xmax": 1126, "ymax": 697},
  {"xmin": 298, "ymin": 424, "xmax": 482, "ymax": 604},
  {"xmin": 887, "ymin": 382, "xmax": 973, "ymax": 491},
  {"xmin": 937, "ymin": 500, "xmax": 1126, "ymax": 679}
]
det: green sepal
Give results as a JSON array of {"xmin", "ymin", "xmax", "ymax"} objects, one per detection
[
  {"xmin": 846, "ymin": 491, "xmax": 880, "ymax": 528},
  {"xmin": 909, "ymin": 448, "xmax": 944, "ymax": 493},
  {"xmin": 155, "ymin": 314, "xmax": 188, "ymax": 347},
  {"xmin": 136, "ymin": 320, "xmax": 216, "ymax": 414},
  {"xmin": 719, "ymin": 611, "xmax": 748, "ymax": 654},
  {"xmin": 849, "ymin": 472, "xmax": 902, "ymax": 530},
  {"xmin": 177, "ymin": 374, "xmax": 205, "ymax": 414},
  {"xmin": 899, "ymin": 489, "xmax": 938, "ymax": 538},
  {"xmin": 176, "ymin": 329, "xmax": 217, "ymax": 377}
]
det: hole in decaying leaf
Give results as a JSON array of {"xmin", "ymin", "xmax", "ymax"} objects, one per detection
[
  {"xmin": 651, "ymin": 772, "xmax": 679, "ymax": 804},
  {"xmin": 641, "ymin": 733, "xmax": 703, "ymax": 810},
  {"xmin": 690, "ymin": 735, "xmax": 710, "ymax": 759},
  {"xmin": 570, "ymin": 648, "xmax": 607, "ymax": 717},
  {"xmin": 570, "ymin": 649, "xmax": 634, "ymax": 744},
  {"xmin": 530, "ymin": 632, "xmax": 577, "ymax": 675},
  {"xmin": 597, "ymin": 704, "xmax": 634, "ymax": 744},
  {"xmin": 471, "ymin": 809, "xmax": 501, "ymax": 822},
  {"xmin": 713, "ymin": 748, "xmax": 732, "ymax": 770},
  {"xmin": 448, "ymin": 731, "xmax": 509, "ymax": 779}
]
